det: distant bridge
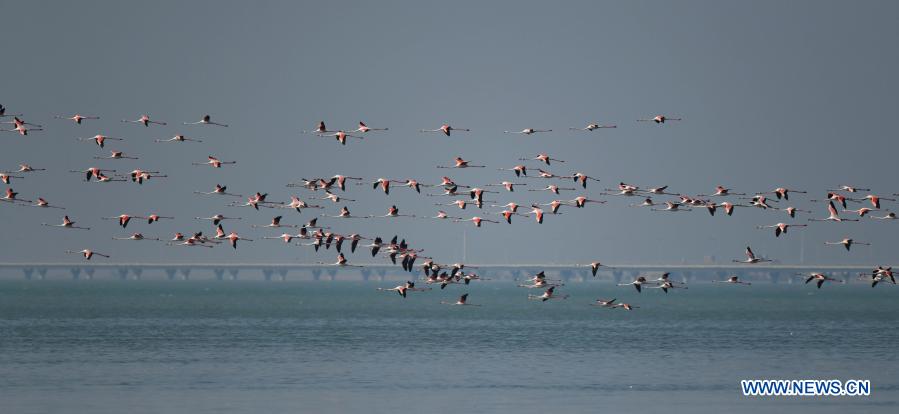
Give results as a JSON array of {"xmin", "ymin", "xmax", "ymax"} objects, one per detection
[{"xmin": 0, "ymin": 262, "xmax": 883, "ymax": 283}]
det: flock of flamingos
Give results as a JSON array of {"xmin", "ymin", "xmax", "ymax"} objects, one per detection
[{"xmin": 1, "ymin": 103, "xmax": 896, "ymax": 310}]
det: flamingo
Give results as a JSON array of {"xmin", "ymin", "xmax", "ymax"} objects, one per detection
[
  {"xmin": 0, "ymin": 173, "xmax": 23, "ymax": 184},
  {"xmin": 649, "ymin": 281, "xmax": 688, "ymax": 294},
  {"xmin": 65, "ymin": 249, "xmax": 109, "ymax": 260},
  {"xmin": 94, "ymin": 150, "xmax": 138, "ymax": 160},
  {"xmin": 491, "ymin": 202, "xmax": 520, "ymax": 213},
  {"xmin": 629, "ymin": 198, "xmax": 655, "ymax": 208},
  {"xmin": 771, "ymin": 187, "xmax": 806, "ymax": 200},
  {"xmin": 618, "ymin": 276, "xmax": 649, "ymax": 292},
  {"xmin": 497, "ymin": 165, "xmax": 528, "ymax": 177},
  {"xmin": 637, "ymin": 115, "xmax": 682, "ymax": 124},
  {"xmin": 320, "ymin": 190, "xmax": 354, "ymax": 203},
  {"xmin": 0, "ymin": 104, "xmax": 21, "ymax": 117},
  {"xmin": 733, "ymin": 246, "xmax": 772, "ymax": 264},
  {"xmin": 437, "ymin": 157, "xmax": 485, "ymax": 169},
  {"xmin": 782, "ymin": 206, "xmax": 810, "ymax": 218},
  {"xmin": 432, "ymin": 210, "xmax": 463, "ymax": 220},
  {"xmin": 442, "ymin": 293, "xmax": 480, "ymax": 306},
  {"xmin": 756, "ymin": 222, "xmax": 807, "ymax": 238},
  {"xmin": 591, "ymin": 298, "xmax": 618, "ymax": 308},
  {"xmin": 227, "ymin": 232, "xmax": 252, "ymax": 249},
  {"xmin": 521, "ymin": 153, "xmax": 565, "ymax": 166},
  {"xmin": 580, "ymin": 261, "xmax": 612, "ymax": 277},
  {"xmin": 193, "ymin": 156, "xmax": 236, "ymax": 168},
  {"xmin": 843, "ymin": 207, "xmax": 874, "ymax": 217},
  {"xmin": 824, "ymin": 238, "xmax": 870, "ymax": 251},
  {"xmin": 194, "ymin": 184, "xmax": 242, "ymax": 197},
  {"xmin": 614, "ymin": 303, "xmax": 639, "ymax": 311},
  {"xmin": 281, "ymin": 196, "xmax": 324, "ymax": 212},
  {"xmin": 808, "ymin": 201, "xmax": 859, "ymax": 222},
  {"xmin": 102, "ymin": 214, "xmax": 145, "ymax": 228},
  {"xmin": 799, "ymin": 272, "xmax": 842, "ymax": 289},
  {"xmin": 146, "ymin": 214, "xmax": 174, "ymax": 224},
  {"xmin": 504, "ymin": 128, "xmax": 552, "ymax": 135},
  {"xmin": 454, "ymin": 216, "xmax": 499, "ymax": 227},
  {"xmin": 571, "ymin": 173, "xmax": 600, "ymax": 189},
  {"xmin": 810, "ymin": 193, "xmax": 851, "ymax": 209},
  {"xmin": 122, "ymin": 114, "xmax": 166, "ymax": 127},
  {"xmin": 528, "ymin": 286, "xmax": 569, "ymax": 302},
  {"xmin": 395, "ymin": 178, "xmax": 430, "ymax": 194},
  {"xmin": 377, "ymin": 281, "xmax": 429, "ymax": 298},
  {"xmin": 113, "ymin": 233, "xmax": 161, "ymax": 241},
  {"xmin": 379, "ymin": 205, "xmax": 417, "ymax": 218},
  {"xmin": 319, "ymin": 130, "xmax": 363, "ymax": 145},
  {"xmin": 699, "ymin": 185, "xmax": 745, "ymax": 197},
  {"xmin": 55, "ymin": 114, "xmax": 100, "ymax": 124},
  {"xmin": 184, "ymin": 114, "xmax": 228, "ymax": 127},
  {"xmin": 715, "ymin": 276, "xmax": 751, "ymax": 285},
  {"xmin": 829, "ymin": 185, "xmax": 870, "ymax": 193},
  {"xmin": 861, "ymin": 194, "xmax": 895, "ymax": 209},
  {"xmin": 527, "ymin": 205, "xmax": 545, "ymax": 224},
  {"xmin": 129, "ymin": 169, "xmax": 167, "ymax": 184},
  {"xmin": 156, "ymin": 134, "xmax": 203, "ymax": 143},
  {"xmin": 350, "ymin": 121, "xmax": 388, "ymax": 133},
  {"xmin": 196, "ymin": 214, "xmax": 242, "ymax": 226},
  {"xmin": 263, "ymin": 232, "xmax": 303, "ymax": 244},
  {"xmin": 1, "ymin": 122, "xmax": 42, "ymax": 135},
  {"xmin": 30, "ymin": 198, "xmax": 64, "ymax": 209},
  {"xmin": 322, "ymin": 206, "xmax": 372, "ymax": 219},
  {"xmin": 420, "ymin": 124, "xmax": 470, "ymax": 136},
  {"xmin": 12, "ymin": 164, "xmax": 45, "ymax": 173},
  {"xmin": 871, "ymin": 212, "xmax": 897, "ymax": 220},
  {"xmin": 302, "ymin": 121, "xmax": 334, "ymax": 134},
  {"xmin": 42, "ymin": 215, "xmax": 89, "ymax": 230},
  {"xmin": 529, "ymin": 185, "xmax": 576, "ymax": 195},
  {"xmin": 2, "ymin": 188, "xmax": 31, "ymax": 204},
  {"xmin": 370, "ymin": 178, "xmax": 396, "ymax": 195},
  {"xmin": 652, "ymin": 201, "xmax": 689, "ymax": 212},
  {"xmin": 570, "ymin": 123, "xmax": 616, "ymax": 131},
  {"xmin": 570, "ymin": 196, "xmax": 606, "ymax": 208},
  {"xmin": 77, "ymin": 134, "xmax": 123, "ymax": 148}
]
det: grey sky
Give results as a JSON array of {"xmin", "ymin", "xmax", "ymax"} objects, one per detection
[{"xmin": 2, "ymin": 0, "xmax": 898, "ymax": 265}]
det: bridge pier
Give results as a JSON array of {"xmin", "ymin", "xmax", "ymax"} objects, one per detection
[
  {"xmin": 84, "ymin": 268, "xmax": 95, "ymax": 280},
  {"xmin": 263, "ymin": 268, "xmax": 274, "ymax": 281},
  {"xmin": 23, "ymin": 268, "xmax": 34, "ymax": 280},
  {"xmin": 228, "ymin": 269, "xmax": 238, "ymax": 280},
  {"xmin": 179, "ymin": 268, "xmax": 191, "ymax": 280},
  {"xmin": 278, "ymin": 269, "xmax": 287, "ymax": 281},
  {"xmin": 117, "ymin": 268, "xmax": 129, "ymax": 280},
  {"xmin": 70, "ymin": 268, "xmax": 81, "ymax": 280},
  {"xmin": 214, "ymin": 269, "xmax": 225, "ymax": 281},
  {"xmin": 361, "ymin": 269, "xmax": 372, "ymax": 281},
  {"xmin": 312, "ymin": 268, "xmax": 322, "ymax": 281},
  {"xmin": 131, "ymin": 267, "xmax": 142, "ymax": 280}
]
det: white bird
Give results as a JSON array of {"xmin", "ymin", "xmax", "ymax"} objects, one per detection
[{"xmin": 184, "ymin": 114, "xmax": 228, "ymax": 127}]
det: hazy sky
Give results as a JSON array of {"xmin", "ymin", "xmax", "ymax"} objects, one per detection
[{"xmin": 2, "ymin": 0, "xmax": 898, "ymax": 265}]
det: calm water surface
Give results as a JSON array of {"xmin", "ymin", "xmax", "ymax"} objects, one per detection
[{"xmin": 1, "ymin": 276, "xmax": 897, "ymax": 413}]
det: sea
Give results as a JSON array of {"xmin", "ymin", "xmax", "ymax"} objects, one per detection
[{"xmin": 1, "ymin": 269, "xmax": 897, "ymax": 413}]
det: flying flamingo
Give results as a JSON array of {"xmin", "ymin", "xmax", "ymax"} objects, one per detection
[
  {"xmin": 377, "ymin": 281, "xmax": 429, "ymax": 298},
  {"xmin": 871, "ymin": 212, "xmax": 897, "ymax": 220},
  {"xmin": 2, "ymin": 188, "xmax": 31, "ymax": 204},
  {"xmin": 281, "ymin": 196, "xmax": 324, "ymax": 212},
  {"xmin": 497, "ymin": 165, "xmax": 528, "ymax": 177},
  {"xmin": 733, "ymin": 246, "xmax": 772, "ymax": 264},
  {"xmin": 77, "ymin": 134, "xmax": 123, "ymax": 148},
  {"xmin": 73, "ymin": 166, "xmax": 118, "ymax": 181},
  {"xmin": 379, "ymin": 205, "xmax": 417, "ymax": 218},
  {"xmin": 129, "ymin": 169, "xmax": 167, "ymax": 184},
  {"xmin": 529, "ymin": 185, "xmax": 576, "ymax": 195},
  {"xmin": 226, "ymin": 232, "xmax": 252, "ymax": 249},
  {"xmin": 497, "ymin": 209, "xmax": 525, "ymax": 224},
  {"xmin": 302, "ymin": 121, "xmax": 334, "ymax": 134},
  {"xmin": 454, "ymin": 216, "xmax": 499, "ymax": 227},
  {"xmin": 808, "ymin": 201, "xmax": 859, "ymax": 222},
  {"xmin": 699, "ymin": 185, "xmax": 745, "ymax": 197},
  {"xmin": 579, "ymin": 261, "xmax": 612, "ymax": 277},
  {"xmin": 771, "ymin": 187, "xmax": 806, "ymax": 200},
  {"xmin": 432, "ymin": 210, "xmax": 463, "ymax": 220},
  {"xmin": 782, "ymin": 206, "xmax": 811, "ymax": 218},
  {"xmin": 637, "ymin": 115, "xmax": 682, "ymax": 124},
  {"xmin": 102, "ymin": 214, "xmax": 145, "ymax": 228},
  {"xmin": 504, "ymin": 128, "xmax": 552, "ymax": 135},
  {"xmin": 480, "ymin": 181, "xmax": 522, "ymax": 194},
  {"xmin": 146, "ymin": 214, "xmax": 174, "ymax": 224},
  {"xmin": 350, "ymin": 121, "xmax": 388, "ymax": 133},
  {"xmin": 860, "ymin": 194, "xmax": 895, "ymax": 209},
  {"xmin": 55, "ymin": 114, "xmax": 100, "ymax": 124},
  {"xmin": 194, "ymin": 184, "xmax": 242, "ymax": 197},
  {"xmin": 12, "ymin": 164, "xmax": 45, "ymax": 173},
  {"xmin": 420, "ymin": 124, "xmax": 470, "ymax": 136},
  {"xmin": 570, "ymin": 123, "xmax": 616, "ymax": 131},
  {"xmin": 442, "ymin": 293, "xmax": 480, "ymax": 306},
  {"xmin": 30, "ymin": 198, "xmax": 64, "ymax": 209},
  {"xmin": 0, "ymin": 104, "xmax": 21, "ymax": 117},
  {"xmin": 829, "ymin": 185, "xmax": 870, "ymax": 193},
  {"xmin": 824, "ymin": 238, "xmax": 870, "ymax": 251},
  {"xmin": 322, "ymin": 206, "xmax": 372, "ymax": 219},
  {"xmin": 651, "ymin": 201, "xmax": 689, "ymax": 212},
  {"xmin": 320, "ymin": 190, "xmax": 355, "ymax": 203},
  {"xmin": 714, "ymin": 276, "xmax": 751, "ymax": 285},
  {"xmin": 437, "ymin": 157, "xmax": 485, "ymax": 169},
  {"xmin": 193, "ymin": 156, "xmax": 236, "ymax": 168},
  {"xmin": 843, "ymin": 207, "xmax": 874, "ymax": 217},
  {"xmin": 521, "ymin": 153, "xmax": 565, "ymax": 166},
  {"xmin": 798, "ymin": 272, "xmax": 842, "ymax": 289},
  {"xmin": 319, "ymin": 130, "xmax": 363, "ymax": 145},
  {"xmin": 184, "ymin": 114, "xmax": 228, "ymax": 127},
  {"xmin": 571, "ymin": 173, "xmax": 600, "ymax": 189},
  {"xmin": 196, "ymin": 214, "xmax": 242, "ymax": 226},
  {"xmin": 94, "ymin": 150, "xmax": 138, "ymax": 160},
  {"xmin": 156, "ymin": 134, "xmax": 203, "ymax": 143},
  {"xmin": 42, "ymin": 215, "xmax": 89, "ymax": 230},
  {"xmin": 591, "ymin": 298, "xmax": 618, "ymax": 308},
  {"xmin": 0, "ymin": 173, "xmax": 23, "ymax": 184},
  {"xmin": 1, "ymin": 121, "xmax": 42, "ymax": 135},
  {"xmin": 528, "ymin": 286, "xmax": 569, "ymax": 302},
  {"xmin": 756, "ymin": 222, "xmax": 808, "ymax": 238},
  {"xmin": 65, "ymin": 249, "xmax": 109, "ymax": 260},
  {"xmin": 629, "ymin": 198, "xmax": 655, "ymax": 208},
  {"xmin": 122, "ymin": 115, "xmax": 166, "ymax": 127},
  {"xmin": 570, "ymin": 196, "xmax": 606, "ymax": 208},
  {"xmin": 810, "ymin": 193, "xmax": 851, "ymax": 209},
  {"xmin": 113, "ymin": 233, "xmax": 160, "ymax": 241},
  {"xmin": 614, "ymin": 303, "xmax": 639, "ymax": 311},
  {"xmin": 649, "ymin": 281, "xmax": 688, "ymax": 294}
]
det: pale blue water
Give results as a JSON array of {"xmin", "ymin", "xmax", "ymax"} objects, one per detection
[{"xmin": 1, "ymin": 276, "xmax": 897, "ymax": 413}]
